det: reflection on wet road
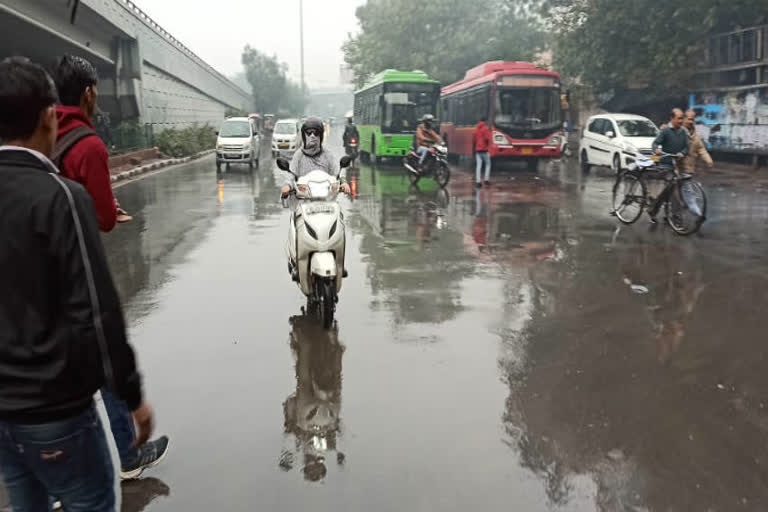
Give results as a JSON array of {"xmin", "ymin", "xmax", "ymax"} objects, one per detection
[{"xmin": 102, "ymin": 143, "xmax": 768, "ymax": 511}]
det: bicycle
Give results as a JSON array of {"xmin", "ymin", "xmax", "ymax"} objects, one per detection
[{"xmin": 612, "ymin": 152, "xmax": 707, "ymax": 236}]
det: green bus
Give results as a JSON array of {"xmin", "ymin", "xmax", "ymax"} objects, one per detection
[{"xmin": 354, "ymin": 69, "xmax": 441, "ymax": 163}]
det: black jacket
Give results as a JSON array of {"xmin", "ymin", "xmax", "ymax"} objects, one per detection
[
  {"xmin": 342, "ymin": 124, "xmax": 359, "ymax": 146},
  {"xmin": 0, "ymin": 149, "xmax": 142, "ymax": 423}
]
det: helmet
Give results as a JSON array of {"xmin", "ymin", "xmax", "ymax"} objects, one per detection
[
  {"xmin": 301, "ymin": 116, "xmax": 325, "ymax": 146},
  {"xmin": 421, "ymin": 114, "xmax": 435, "ymax": 127},
  {"xmin": 345, "ymin": 110, "xmax": 353, "ymax": 120}
]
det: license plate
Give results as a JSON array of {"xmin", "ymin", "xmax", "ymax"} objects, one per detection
[
  {"xmin": 521, "ymin": 147, "xmax": 533, "ymax": 155},
  {"xmin": 306, "ymin": 205, "xmax": 335, "ymax": 215},
  {"xmin": 278, "ymin": 143, "xmax": 289, "ymax": 149}
]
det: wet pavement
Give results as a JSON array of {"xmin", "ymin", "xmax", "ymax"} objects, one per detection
[{"xmin": 44, "ymin": 138, "xmax": 768, "ymax": 510}]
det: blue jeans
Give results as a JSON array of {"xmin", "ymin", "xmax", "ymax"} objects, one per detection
[
  {"xmin": 475, "ymin": 152, "xmax": 491, "ymax": 182},
  {"xmin": 100, "ymin": 388, "xmax": 137, "ymax": 466},
  {"xmin": 0, "ymin": 405, "xmax": 115, "ymax": 511},
  {"xmin": 417, "ymin": 146, "xmax": 430, "ymax": 165}
]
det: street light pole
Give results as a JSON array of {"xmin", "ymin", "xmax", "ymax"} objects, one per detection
[{"xmin": 299, "ymin": 0, "xmax": 305, "ymax": 91}]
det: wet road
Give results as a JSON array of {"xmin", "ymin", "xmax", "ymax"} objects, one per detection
[{"xmin": 102, "ymin": 139, "xmax": 768, "ymax": 511}]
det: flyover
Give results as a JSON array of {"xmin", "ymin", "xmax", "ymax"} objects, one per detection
[{"xmin": 0, "ymin": 0, "xmax": 253, "ymax": 132}]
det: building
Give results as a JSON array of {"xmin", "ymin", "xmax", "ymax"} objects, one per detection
[{"xmin": 690, "ymin": 25, "xmax": 768, "ymax": 161}]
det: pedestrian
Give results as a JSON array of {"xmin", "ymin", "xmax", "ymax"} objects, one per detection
[
  {"xmin": 0, "ymin": 56, "xmax": 155, "ymax": 510},
  {"xmin": 680, "ymin": 109, "xmax": 713, "ymax": 173},
  {"xmin": 474, "ymin": 116, "xmax": 492, "ymax": 188},
  {"xmin": 52, "ymin": 55, "xmax": 132, "ymax": 231},
  {"xmin": 652, "ymin": 109, "xmax": 689, "ymax": 165},
  {"xmin": 52, "ymin": 54, "xmax": 168, "ymax": 480}
]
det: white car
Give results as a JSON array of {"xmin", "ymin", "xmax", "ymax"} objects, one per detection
[
  {"xmin": 579, "ymin": 113, "xmax": 659, "ymax": 173},
  {"xmin": 271, "ymin": 119, "xmax": 301, "ymax": 157},
  {"xmin": 216, "ymin": 117, "xmax": 261, "ymax": 171}
]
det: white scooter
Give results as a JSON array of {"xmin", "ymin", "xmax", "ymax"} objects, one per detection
[{"xmin": 277, "ymin": 156, "xmax": 351, "ymax": 328}]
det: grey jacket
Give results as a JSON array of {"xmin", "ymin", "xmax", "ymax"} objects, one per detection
[{"xmin": 285, "ymin": 148, "xmax": 344, "ymax": 188}]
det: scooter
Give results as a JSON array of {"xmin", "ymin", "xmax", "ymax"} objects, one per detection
[
  {"xmin": 277, "ymin": 156, "xmax": 351, "ymax": 328},
  {"xmin": 345, "ymin": 138, "xmax": 358, "ymax": 168},
  {"xmin": 403, "ymin": 143, "xmax": 450, "ymax": 188}
]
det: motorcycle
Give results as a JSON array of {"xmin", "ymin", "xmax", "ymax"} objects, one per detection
[
  {"xmin": 403, "ymin": 143, "xmax": 450, "ymax": 188},
  {"xmin": 277, "ymin": 156, "xmax": 352, "ymax": 328},
  {"xmin": 344, "ymin": 138, "xmax": 358, "ymax": 167}
]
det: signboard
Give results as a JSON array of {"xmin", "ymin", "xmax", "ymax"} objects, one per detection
[
  {"xmin": 689, "ymin": 88, "xmax": 768, "ymax": 153},
  {"xmin": 500, "ymin": 76, "xmax": 558, "ymax": 88}
]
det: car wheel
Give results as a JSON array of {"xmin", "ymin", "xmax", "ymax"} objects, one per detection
[
  {"xmin": 612, "ymin": 153, "xmax": 621, "ymax": 174},
  {"xmin": 580, "ymin": 150, "xmax": 591, "ymax": 173}
]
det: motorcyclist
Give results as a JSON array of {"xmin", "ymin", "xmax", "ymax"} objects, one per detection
[
  {"xmin": 342, "ymin": 112, "xmax": 359, "ymax": 149},
  {"xmin": 281, "ymin": 117, "xmax": 351, "ymax": 197},
  {"xmin": 415, "ymin": 114, "xmax": 442, "ymax": 170}
]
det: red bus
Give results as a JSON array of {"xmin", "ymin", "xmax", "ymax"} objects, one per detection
[{"xmin": 440, "ymin": 61, "xmax": 563, "ymax": 169}]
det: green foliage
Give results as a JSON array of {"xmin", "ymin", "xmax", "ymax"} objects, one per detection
[
  {"xmin": 526, "ymin": 0, "xmax": 768, "ymax": 95},
  {"xmin": 156, "ymin": 124, "xmax": 217, "ymax": 158},
  {"xmin": 225, "ymin": 107, "xmax": 249, "ymax": 118},
  {"xmin": 241, "ymin": 46, "xmax": 308, "ymax": 115},
  {"xmin": 343, "ymin": 0, "xmax": 546, "ymax": 87},
  {"xmin": 113, "ymin": 120, "xmax": 146, "ymax": 151}
]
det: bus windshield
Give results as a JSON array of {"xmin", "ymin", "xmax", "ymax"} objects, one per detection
[
  {"xmin": 495, "ymin": 87, "xmax": 560, "ymax": 130},
  {"xmin": 382, "ymin": 83, "xmax": 438, "ymax": 134}
]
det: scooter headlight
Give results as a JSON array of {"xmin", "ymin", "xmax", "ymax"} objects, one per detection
[
  {"xmin": 305, "ymin": 222, "xmax": 318, "ymax": 240},
  {"xmin": 329, "ymin": 220, "xmax": 338, "ymax": 238}
]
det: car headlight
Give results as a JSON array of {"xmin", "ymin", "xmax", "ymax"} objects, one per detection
[
  {"xmin": 216, "ymin": 143, "xmax": 223, "ymax": 150},
  {"xmin": 242, "ymin": 141, "xmax": 251, "ymax": 149},
  {"xmin": 545, "ymin": 134, "xmax": 561, "ymax": 146},
  {"xmin": 623, "ymin": 142, "xmax": 637, "ymax": 154}
]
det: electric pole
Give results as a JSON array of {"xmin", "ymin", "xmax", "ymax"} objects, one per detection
[{"xmin": 299, "ymin": 0, "xmax": 305, "ymax": 91}]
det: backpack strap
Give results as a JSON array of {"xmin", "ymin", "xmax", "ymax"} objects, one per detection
[{"xmin": 51, "ymin": 126, "xmax": 97, "ymax": 169}]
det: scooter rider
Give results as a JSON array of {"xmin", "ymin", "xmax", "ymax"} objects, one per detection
[
  {"xmin": 415, "ymin": 114, "xmax": 442, "ymax": 170},
  {"xmin": 281, "ymin": 117, "xmax": 351, "ymax": 197},
  {"xmin": 342, "ymin": 111, "xmax": 359, "ymax": 148}
]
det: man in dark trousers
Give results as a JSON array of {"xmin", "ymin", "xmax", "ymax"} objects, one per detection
[
  {"xmin": 0, "ymin": 56, "xmax": 155, "ymax": 510},
  {"xmin": 53, "ymin": 55, "xmax": 169, "ymax": 480}
]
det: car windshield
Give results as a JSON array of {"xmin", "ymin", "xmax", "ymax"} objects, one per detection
[
  {"xmin": 382, "ymin": 83, "xmax": 438, "ymax": 134},
  {"xmin": 274, "ymin": 123, "xmax": 296, "ymax": 135},
  {"xmin": 617, "ymin": 119, "xmax": 659, "ymax": 137},
  {"xmin": 495, "ymin": 87, "xmax": 560, "ymax": 129},
  {"xmin": 219, "ymin": 121, "xmax": 251, "ymax": 138}
]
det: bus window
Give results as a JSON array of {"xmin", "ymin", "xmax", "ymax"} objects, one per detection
[{"xmin": 496, "ymin": 88, "xmax": 560, "ymax": 128}]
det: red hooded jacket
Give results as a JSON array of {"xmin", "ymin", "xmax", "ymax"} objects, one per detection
[
  {"xmin": 473, "ymin": 121, "xmax": 491, "ymax": 152},
  {"xmin": 56, "ymin": 106, "xmax": 117, "ymax": 232}
]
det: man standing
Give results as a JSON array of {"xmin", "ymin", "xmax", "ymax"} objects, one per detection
[
  {"xmin": 653, "ymin": 108, "xmax": 689, "ymax": 165},
  {"xmin": 0, "ymin": 56, "xmax": 155, "ymax": 510},
  {"xmin": 52, "ymin": 54, "xmax": 168, "ymax": 480},
  {"xmin": 473, "ymin": 116, "xmax": 492, "ymax": 188},
  {"xmin": 680, "ymin": 109, "xmax": 713, "ymax": 173},
  {"xmin": 52, "ymin": 55, "xmax": 131, "ymax": 232}
]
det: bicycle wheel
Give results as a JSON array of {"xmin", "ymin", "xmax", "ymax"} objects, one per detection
[
  {"xmin": 612, "ymin": 172, "xmax": 646, "ymax": 224},
  {"xmin": 667, "ymin": 180, "xmax": 707, "ymax": 236}
]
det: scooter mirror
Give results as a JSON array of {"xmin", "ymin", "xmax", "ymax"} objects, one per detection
[
  {"xmin": 339, "ymin": 156, "xmax": 352, "ymax": 169},
  {"xmin": 276, "ymin": 158, "xmax": 291, "ymax": 171}
]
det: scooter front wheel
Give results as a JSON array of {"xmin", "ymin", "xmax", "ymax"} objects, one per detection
[{"xmin": 315, "ymin": 279, "xmax": 336, "ymax": 329}]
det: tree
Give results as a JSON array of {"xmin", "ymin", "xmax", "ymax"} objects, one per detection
[
  {"xmin": 526, "ymin": 0, "xmax": 768, "ymax": 95},
  {"xmin": 241, "ymin": 46, "xmax": 308, "ymax": 115},
  {"xmin": 343, "ymin": 0, "xmax": 545, "ymax": 87}
]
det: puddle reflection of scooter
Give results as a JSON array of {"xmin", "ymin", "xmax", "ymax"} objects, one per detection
[{"xmin": 279, "ymin": 315, "xmax": 345, "ymax": 482}]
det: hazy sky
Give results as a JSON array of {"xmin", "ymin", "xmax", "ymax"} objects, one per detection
[{"xmin": 131, "ymin": 0, "xmax": 365, "ymax": 88}]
